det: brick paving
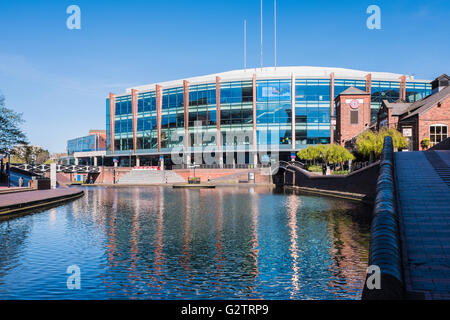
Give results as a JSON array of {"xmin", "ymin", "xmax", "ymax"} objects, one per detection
[
  {"xmin": 0, "ymin": 188, "xmax": 83, "ymax": 211},
  {"xmin": 396, "ymin": 151, "xmax": 450, "ymax": 299}
]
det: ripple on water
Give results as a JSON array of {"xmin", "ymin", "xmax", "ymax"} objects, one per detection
[{"xmin": 0, "ymin": 186, "xmax": 370, "ymax": 300}]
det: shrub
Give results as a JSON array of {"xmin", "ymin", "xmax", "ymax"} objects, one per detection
[
  {"xmin": 421, "ymin": 137, "xmax": 430, "ymax": 149},
  {"xmin": 297, "ymin": 144, "xmax": 354, "ymax": 164},
  {"xmin": 356, "ymin": 127, "xmax": 408, "ymax": 159}
]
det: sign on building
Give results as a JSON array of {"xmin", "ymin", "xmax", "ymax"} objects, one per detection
[{"xmin": 402, "ymin": 127, "xmax": 412, "ymax": 137}]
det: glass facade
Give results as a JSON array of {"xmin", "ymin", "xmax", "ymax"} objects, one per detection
[
  {"xmin": 137, "ymin": 91, "xmax": 158, "ymax": 151},
  {"xmin": 67, "ymin": 135, "xmax": 102, "ymax": 155},
  {"xmin": 406, "ymin": 82, "xmax": 432, "ymax": 103},
  {"xmin": 106, "ymin": 75, "xmax": 431, "ymax": 155},
  {"xmin": 296, "ymin": 79, "xmax": 331, "ymax": 147}
]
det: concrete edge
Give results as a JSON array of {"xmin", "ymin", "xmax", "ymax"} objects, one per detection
[
  {"xmin": 0, "ymin": 187, "xmax": 34, "ymax": 195},
  {"xmin": 285, "ymin": 185, "xmax": 373, "ymax": 203},
  {"xmin": 79, "ymin": 183, "xmax": 275, "ymax": 188},
  {"xmin": 0, "ymin": 190, "xmax": 85, "ymax": 217}
]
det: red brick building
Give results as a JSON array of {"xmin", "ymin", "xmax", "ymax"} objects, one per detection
[
  {"xmin": 377, "ymin": 74, "xmax": 450, "ymax": 150},
  {"xmin": 334, "ymin": 87, "xmax": 371, "ymax": 146}
]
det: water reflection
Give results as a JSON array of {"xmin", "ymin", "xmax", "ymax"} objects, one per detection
[{"xmin": 0, "ymin": 186, "xmax": 370, "ymax": 300}]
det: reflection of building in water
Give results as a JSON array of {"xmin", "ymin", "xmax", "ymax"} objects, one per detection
[
  {"xmin": 248, "ymin": 187, "xmax": 260, "ymax": 295},
  {"xmin": 286, "ymin": 194, "xmax": 301, "ymax": 298},
  {"xmin": 179, "ymin": 188, "xmax": 191, "ymax": 271},
  {"xmin": 326, "ymin": 209, "xmax": 369, "ymax": 297},
  {"xmin": 154, "ymin": 187, "xmax": 165, "ymax": 277},
  {"xmin": 128, "ymin": 188, "xmax": 140, "ymax": 286}
]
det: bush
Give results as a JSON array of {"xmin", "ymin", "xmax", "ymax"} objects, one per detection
[
  {"xmin": 421, "ymin": 137, "xmax": 430, "ymax": 149},
  {"xmin": 297, "ymin": 144, "xmax": 355, "ymax": 164},
  {"xmin": 307, "ymin": 164, "xmax": 322, "ymax": 172},
  {"xmin": 356, "ymin": 127, "xmax": 408, "ymax": 159},
  {"xmin": 188, "ymin": 177, "xmax": 201, "ymax": 184},
  {"xmin": 333, "ymin": 170, "xmax": 349, "ymax": 175}
]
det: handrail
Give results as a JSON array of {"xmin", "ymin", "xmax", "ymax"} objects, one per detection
[{"xmin": 362, "ymin": 136, "xmax": 404, "ymax": 299}]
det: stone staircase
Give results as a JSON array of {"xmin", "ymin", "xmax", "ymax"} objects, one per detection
[{"xmin": 117, "ymin": 170, "xmax": 185, "ymax": 185}]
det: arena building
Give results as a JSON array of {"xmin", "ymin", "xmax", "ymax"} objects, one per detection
[{"xmin": 105, "ymin": 66, "xmax": 432, "ymax": 167}]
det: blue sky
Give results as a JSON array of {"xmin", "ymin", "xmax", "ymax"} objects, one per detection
[{"xmin": 0, "ymin": 0, "xmax": 449, "ymax": 153}]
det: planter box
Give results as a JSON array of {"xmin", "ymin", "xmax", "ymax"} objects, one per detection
[{"xmin": 188, "ymin": 177, "xmax": 201, "ymax": 184}]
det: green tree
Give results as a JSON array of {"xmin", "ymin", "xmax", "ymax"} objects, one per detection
[
  {"xmin": 323, "ymin": 144, "xmax": 355, "ymax": 164},
  {"xmin": 0, "ymin": 94, "xmax": 28, "ymax": 153},
  {"xmin": 356, "ymin": 127, "xmax": 408, "ymax": 159},
  {"xmin": 12, "ymin": 145, "xmax": 50, "ymax": 164},
  {"xmin": 297, "ymin": 144, "xmax": 354, "ymax": 164}
]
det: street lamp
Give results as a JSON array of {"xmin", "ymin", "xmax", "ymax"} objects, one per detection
[
  {"xmin": 31, "ymin": 154, "xmax": 36, "ymax": 179},
  {"xmin": 6, "ymin": 147, "xmax": 11, "ymax": 188}
]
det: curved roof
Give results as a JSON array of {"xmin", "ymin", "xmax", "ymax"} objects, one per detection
[{"xmin": 123, "ymin": 66, "xmax": 428, "ymax": 95}]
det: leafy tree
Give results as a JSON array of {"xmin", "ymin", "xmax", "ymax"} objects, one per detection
[
  {"xmin": 297, "ymin": 144, "xmax": 354, "ymax": 164},
  {"xmin": 0, "ymin": 94, "xmax": 28, "ymax": 153},
  {"xmin": 11, "ymin": 145, "xmax": 50, "ymax": 164},
  {"xmin": 323, "ymin": 144, "xmax": 355, "ymax": 164},
  {"xmin": 356, "ymin": 127, "xmax": 408, "ymax": 159}
]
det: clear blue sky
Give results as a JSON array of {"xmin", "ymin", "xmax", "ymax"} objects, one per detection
[{"xmin": 0, "ymin": 0, "xmax": 449, "ymax": 153}]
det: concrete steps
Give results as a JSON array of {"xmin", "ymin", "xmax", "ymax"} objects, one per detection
[{"xmin": 117, "ymin": 170, "xmax": 185, "ymax": 184}]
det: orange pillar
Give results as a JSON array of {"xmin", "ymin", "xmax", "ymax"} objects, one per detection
[
  {"xmin": 215, "ymin": 77, "xmax": 222, "ymax": 163},
  {"xmin": 183, "ymin": 80, "xmax": 190, "ymax": 164},
  {"xmin": 131, "ymin": 89, "xmax": 138, "ymax": 154},
  {"xmin": 109, "ymin": 93, "xmax": 116, "ymax": 154},
  {"xmin": 291, "ymin": 73, "xmax": 296, "ymax": 150},
  {"xmin": 252, "ymin": 73, "xmax": 257, "ymax": 165},
  {"xmin": 156, "ymin": 85, "xmax": 162, "ymax": 152},
  {"xmin": 399, "ymin": 75, "xmax": 406, "ymax": 101},
  {"xmin": 329, "ymin": 73, "xmax": 335, "ymax": 144}
]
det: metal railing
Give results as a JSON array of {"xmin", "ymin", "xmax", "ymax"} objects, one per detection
[
  {"xmin": 12, "ymin": 164, "xmax": 101, "ymax": 174},
  {"xmin": 171, "ymin": 163, "xmax": 271, "ymax": 170}
]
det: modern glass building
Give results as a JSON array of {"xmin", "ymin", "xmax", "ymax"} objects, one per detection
[
  {"xmin": 106, "ymin": 67, "xmax": 431, "ymax": 167},
  {"xmin": 67, "ymin": 131, "xmax": 106, "ymax": 155}
]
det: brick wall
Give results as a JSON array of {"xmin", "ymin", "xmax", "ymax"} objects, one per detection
[
  {"xmin": 417, "ymin": 96, "xmax": 450, "ymax": 150},
  {"xmin": 173, "ymin": 168, "xmax": 271, "ymax": 184},
  {"xmin": 97, "ymin": 167, "xmax": 132, "ymax": 184},
  {"xmin": 276, "ymin": 162, "xmax": 380, "ymax": 199},
  {"xmin": 335, "ymin": 94, "xmax": 371, "ymax": 145}
]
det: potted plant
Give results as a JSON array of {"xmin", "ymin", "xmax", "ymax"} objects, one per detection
[
  {"xmin": 421, "ymin": 138, "xmax": 430, "ymax": 150},
  {"xmin": 188, "ymin": 176, "xmax": 201, "ymax": 184}
]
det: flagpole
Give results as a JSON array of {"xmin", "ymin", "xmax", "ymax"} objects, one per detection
[
  {"xmin": 260, "ymin": 0, "xmax": 263, "ymax": 70},
  {"xmin": 274, "ymin": 0, "xmax": 277, "ymax": 70}
]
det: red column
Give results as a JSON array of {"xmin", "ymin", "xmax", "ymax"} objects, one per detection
[
  {"xmin": 252, "ymin": 74, "xmax": 257, "ymax": 152},
  {"xmin": 131, "ymin": 89, "xmax": 138, "ymax": 154},
  {"xmin": 291, "ymin": 73, "xmax": 295, "ymax": 150},
  {"xmin": 183, "ymin": 80, "xmax": 190, "ymax": 151},
  {"xmin": 329, "ymin": 73, "xmax": 335, "ymax": 144},
  {"xmin": 109, "ymin": 93, "xmax": 116, "ymax": 154},
  {"xmin": 365, "ymin": 73, "xmax": 372, "ymax": 94},
  {"xmin": 156, "ymin": 85, "xmax": 162, "ymax": 152},
  {"xmin": 399, "ymin": 75, "xmax": 406, "ymax": 101},
  {"xmin": 216, "ymin": 77, "xmax": 221, "ymax": 149}
]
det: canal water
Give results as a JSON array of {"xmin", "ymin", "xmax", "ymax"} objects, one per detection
[{"xmin": 0, "ymin": 186, "xmax": 371, "ymax": 300}]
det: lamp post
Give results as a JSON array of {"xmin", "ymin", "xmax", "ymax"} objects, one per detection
[
  {"xmin": 193, "ymin": 161, "xmax": 196, "ymax": 178},
  {"xmin": 6, "ymin": 147, "xmax": 11, "ymax": 188},
  {"xmin": 31, "ymin": 154, "xmax": 36, "ymax": 179}
]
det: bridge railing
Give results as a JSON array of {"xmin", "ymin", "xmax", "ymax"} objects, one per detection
[
  {"xmin": 362, "ymin": 136, "xmax": 404, "ymax": 299},
  {"xmin": 11, "ymin": 164, "xmax": 100, "ymax": 174}
]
